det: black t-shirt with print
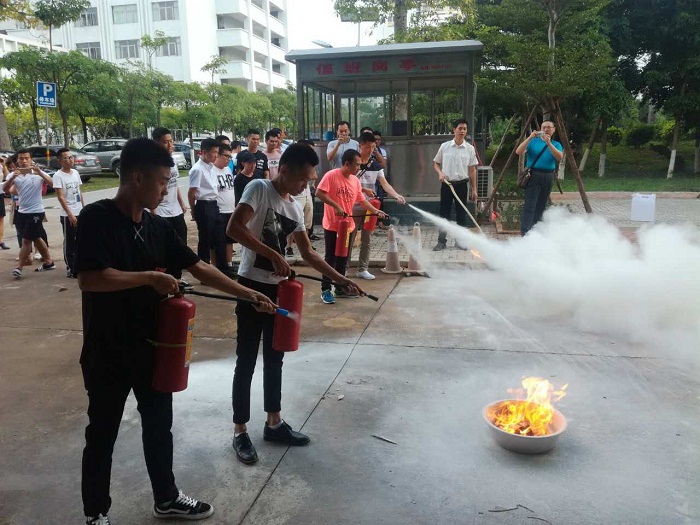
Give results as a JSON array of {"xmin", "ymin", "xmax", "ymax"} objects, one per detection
[
  {"xmin": 73, "ymin": 199, "xmax": 199, "ymax": 388},
  {"xmin": 235, "ymin": 150, "xmax": 268, "ymax": 179}
]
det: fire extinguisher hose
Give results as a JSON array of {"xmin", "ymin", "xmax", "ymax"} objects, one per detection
[
  {"xmin": 443, "ymin": 180, "xmax": 484, "ymax": 234},
  {"xmin": 180, "ymin": 288, "xmax": 291, "ymax": 317},
  {"xmin": 290, "ymin": 271, "xmax": 379, "ymax": 302}
]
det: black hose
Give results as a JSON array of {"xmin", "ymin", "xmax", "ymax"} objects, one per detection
[{"xmin": 291, "ymin": 271, "xmax": 379, "ymax": 302}]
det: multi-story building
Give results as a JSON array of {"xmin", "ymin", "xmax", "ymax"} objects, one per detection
[{"xmin": 0, "ymin": 0, "xmax": 289, "ymax": 91}]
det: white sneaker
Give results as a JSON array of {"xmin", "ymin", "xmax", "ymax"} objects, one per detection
[
  {"xmin": 33, "ymin": 253, "xmax": 42, "ymax": 260},
  {"xmin": 356, "ymin": 270, "xmax": 375, "ymax": 280}
]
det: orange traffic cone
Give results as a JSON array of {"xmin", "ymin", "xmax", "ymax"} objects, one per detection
[
  {"xmin": 405, "ymin": 222, "xmax": 429, "ymax": 277},
  {"xmin": 381, "ymin": 225, "xmax": 404, "ymax": 274}
]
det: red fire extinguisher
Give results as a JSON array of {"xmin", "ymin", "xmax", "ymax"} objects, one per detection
[
  {"xmin": 335, "ymin": 216, "xmax": 352, "ymax": 257},
  {"xmin": 152, "ymin": 294, "xmax": 196, "ymax": 393},
  {"xmin": 273, "ymin": 276, "xmax": 304, "ymax": 352},
  {"xmin": 363, "ymin": 198, "xmax": 382, "ymax": 232}
]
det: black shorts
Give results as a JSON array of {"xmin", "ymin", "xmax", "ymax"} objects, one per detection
[
  {"xmin": 0, "ymin": 194, "xmax": 6, "ymax": 218},
  {"xmin": 15, "ymin": 211, "xmax": 46, "ymax": 241},
  {"xmin": 219, "ymin": 212, "xmax": 235, "ymax": 244}
]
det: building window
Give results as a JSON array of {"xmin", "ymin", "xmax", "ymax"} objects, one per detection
[
  {"xmin": 112, "ymin": 4, "xmax": 138, "ymax": 24},
  {"xmin": 115, "ymin": 39, "xmax": 140, "ymax": 59},
  {"xmin": 75, "ymin": 8, "xmax": 98, "ymax": 27},
  {"xmin": 76, "ymin": 42, "xmax": 101, "ymax": 59},
  {"xmin": 152, "ymin": 1, "xmax": 179, "ymax": 21},
  {"xmin": 156, "ymin": 37, "xmax": 181, "ymax": 57}
]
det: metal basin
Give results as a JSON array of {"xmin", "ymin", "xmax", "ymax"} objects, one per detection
[{"xmin": 483, "ymin": 399, "xmax": 567, "ymax": 454}]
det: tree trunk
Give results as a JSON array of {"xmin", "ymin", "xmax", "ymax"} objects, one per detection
[
  {"xmin": 0, "ymin": 98, "xmax": 11, "ymax": 150},
  {"xmin": 30, "ymin": 102, "xmax": 42, "ymax": 145},
  {"xmin": 79, "ymin": 115, "xmax": 89, "ymax": 144},
  {"xmin": 598, "ymin": 115, "xmax": 608, "ymax": 178},
  {"xmin": 667, "ymin": 114, "xmax": 682, "ymax": 179},
  {"xmin": 488, "ymin": 113, "xmax": 516, "ymax": 167},
  {"xmin": 59, "ymin": 104, "xmax": 70, "ymax": 147},
  {"xmin": 579, "ymin": 116, "xmax": 601, "ymax": 172},
  {"xmin": 552, "ymin": 100, "xmax": 592, "ymax": 213},
  {"xmin": 394, "ymin": 0, "xmax": 407, "ymax": 39}
]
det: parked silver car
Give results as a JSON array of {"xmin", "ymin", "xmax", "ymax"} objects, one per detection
[
  {"xmin": 28, "ymin": 146, "xmax": 101, "ymax": 182},
  {"xmin": 79, "ymin": 138, "xmax": 127, "ymax": 177}
]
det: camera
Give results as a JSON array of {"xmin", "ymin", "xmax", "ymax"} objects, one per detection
[{"xmin": 536, "ymin": 131, "xmax": 545, "ymax": 138}]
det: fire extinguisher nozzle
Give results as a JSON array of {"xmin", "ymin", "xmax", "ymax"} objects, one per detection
[
  {"xmin": 276, "ymin": 307, "xmax": 290, "ymax": 317},
  {"xmin": 364, "ymin": 293, "xmax": 379, "ymax": 302}
]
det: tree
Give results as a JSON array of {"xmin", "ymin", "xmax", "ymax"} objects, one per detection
[
  {"xmin": 33, "ymin": 0, "xmax": 90, "ymax": 51},
  {"xmin": 201, "ymin": 55, "xmax": 229, "ymax": 84},
  {"xmin": 0, "ymin": 48, "xmax": 47, "ymax": 144},
  {"xmin": 140, "ymin": 30, "xmax": 169, "ymax": 69}
]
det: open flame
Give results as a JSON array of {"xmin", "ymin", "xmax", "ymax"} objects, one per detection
[
  {"xmin": 487, "ymin": 377, "xmax": 568, "ymax": 436},
  {"xmin": 470, "ymin": 249, "xmax": 482, "ymax": 260}
]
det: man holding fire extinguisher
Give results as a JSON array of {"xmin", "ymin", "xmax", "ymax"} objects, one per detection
[
  {"xmin": 227, "ymin": 143, "xmax": 365, "ymax": 465},
  {"xmin": 315, "ymin": 149, "xmax": 387, "ymax": 304},
  {"xmin": 74, "ymin": 138, "xmax": 276, "ymax": 524}
]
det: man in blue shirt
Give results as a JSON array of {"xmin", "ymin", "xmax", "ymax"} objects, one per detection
[{"xmin": 515, "ymin": 120, "xmax": 564, "ymax": 236}]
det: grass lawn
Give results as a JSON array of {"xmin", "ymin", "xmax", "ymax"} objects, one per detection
[{"xmin": 489, "ymin": 140, "xmax": 700, "ymax": 192}]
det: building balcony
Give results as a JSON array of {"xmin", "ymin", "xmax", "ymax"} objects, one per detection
[
  {"xmin": 267, "ymin": 15, "xmax": 284, "ymax": 37},
  {"xmin": 251, "ymin": 35, "xmax": 269, "ymax": 54},
  {"xmin": 216, "ymin": 0, "xmax": 247, "ymax": 16},
  {"xmin": 222, "ymin": 60, "xmax": 252, "ymax": 80},
  {"xmin": 249, "ymin": 3, "xmax": 268, "ymax": 25},
  {"xmin": 217, "ymin": 28, "xmax": 248, "ymax": 49},
  {"xmin": 269, "ymin": 44, "xmax": 285, "ymax": 63}
]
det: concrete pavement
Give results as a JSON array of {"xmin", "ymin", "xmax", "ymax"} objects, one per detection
[{"xmin": 0, "ymin": 188, "xmax": 698, "ymax": 524}]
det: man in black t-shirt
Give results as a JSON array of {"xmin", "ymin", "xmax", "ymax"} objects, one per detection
[
  {"xmin": 74, "ymin": 138, "xmax": 275, "ymax": 525},
  {"xmin": 235, "ymin": 128, "xmax": 269, "ymax": 179}
]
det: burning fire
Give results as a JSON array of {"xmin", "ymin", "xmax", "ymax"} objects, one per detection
[
  {"xmin": 487, "ymin": 377, "xmax": 568, "ymax": 436},
  {"xmin": 470, "ymin": 249, "xmax": 482, "ymax": 260}
]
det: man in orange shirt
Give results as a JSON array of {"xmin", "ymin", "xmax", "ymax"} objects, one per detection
[{"xmin": 315, "ymin": 149, "xmax": 386, "ymax": 304}]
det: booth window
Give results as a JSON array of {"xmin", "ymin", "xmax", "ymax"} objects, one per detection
[
  {"xmin": 410, "ymin": 78, "xmax": 464, "ymax": 136},
  {"xmin": 303, "ymin": 85, "xmax": 334, "ymax": 141}
]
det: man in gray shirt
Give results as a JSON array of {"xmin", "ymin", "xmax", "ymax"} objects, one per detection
[{"xmin": 326, "ymin": 121, "xmax": 359, "ymax": 169}]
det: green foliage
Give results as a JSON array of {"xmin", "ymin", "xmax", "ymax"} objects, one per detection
[
  {"xmin": 656, "ymin": 120, "xmax": 676, "ymax": 144},
  {"xmin": 606, "ymin": 126, "xmax": 623, "ymax": 146},
  {"xmin": 625, "ymin": 124, "xmax": 655, "ymax": 149},
  {"xmin": 34, "ymin": 0, "xmax": 90, "ymax": 27}
]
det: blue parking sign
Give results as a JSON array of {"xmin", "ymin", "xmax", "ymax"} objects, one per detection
[{"xmin": 37, "ymin": 81, "xmax": 57, "ymax": 108}]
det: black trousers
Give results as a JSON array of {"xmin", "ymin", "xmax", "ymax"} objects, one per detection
[
  {"xmin": 438, "ymin": 180, "xmax": 470, "ymax": 244},
  {"xmin": 232, "ymin": 277, "xmax": 283, "ymax": 424},
  {"xmin": 194, "ymin": 201, "xmax": 226, "ymax": 270},
  {"xmin": 521, "ymin": 170, "xmax": 554, "ymax": 236},
  {"xmin": 60, "ymin": 216, "xmax": 77, "ymax": 273},
  {"xmin": 82, "ymin": 379, "xmax": 178, "ymax": 517},
  {"xmin": 163, "ymin": 214, "xmax": 188, "ymax": 279},
  {"xmin": 322, "ymin": 229, "xmax": 348, "ymax": 291}
]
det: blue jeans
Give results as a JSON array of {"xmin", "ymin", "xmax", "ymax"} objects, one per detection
[{"xmin": 521, "ymin": 169, "xmax": 554, "ymax": 236}]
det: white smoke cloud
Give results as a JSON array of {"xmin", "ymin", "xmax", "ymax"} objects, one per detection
[{"xmin": 407, "ymin": 206, "xmax": 700, "ymax": 355}]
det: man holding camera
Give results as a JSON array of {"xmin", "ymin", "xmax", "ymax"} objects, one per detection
[
  {"xmin": 2, "ymin": 149, "xmax": 55, "ymax": 278},
  {"xmin": 326, "ymin": 121, "xmax": 359, "ymax": 170},
  {"xmin": 515, "ymin": 120, "xmax": 564, "ymax": 236}
]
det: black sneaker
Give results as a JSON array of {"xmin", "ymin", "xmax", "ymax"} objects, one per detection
[
  {"xmin": 432, "ymin": 242, "xmax": 447, "ymax": 252},
  {"xmin": 86, "ymin": 514, "xmax": 111, "ymax": 525},
  {"xmin": 0, "ymin": 242, "xmax": 10, "ymax": 250},
  {"xmin": 153, "ymin": 490, "xmax": 213, "ymax": 520},
  {"xmin": 263, "ymin": 421, "xmax": 310, "ymax": 446},
  {"xmin": 334, "ymin": 288, "xmax": 359, "ymax": 299},
  {"xmin": 285, "ymin": 247, "xmax": 294, "ymax": 257},
  {"xmin": 233, "ymin": 432, "xmax": 258, "ymax": 464},
  {"xmin": 34, "ymin": 261, "xmax": 56, "ymax": 272},
  {"xmin": 309, "ymin": 233, "xmax": 320, "ymax": 241}
]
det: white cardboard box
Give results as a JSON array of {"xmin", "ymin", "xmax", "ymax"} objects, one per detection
[{"xmin": 631, "ymin": 193, "xmax": 656, "ymax": 222}]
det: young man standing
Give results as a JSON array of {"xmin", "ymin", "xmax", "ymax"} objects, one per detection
[
  {"xmin": 315, "ymin": 149, "xmax": 386, "ymax": 304},
  {"xmin": 227, "ymin": 144, "xmax": 364, "ymax": 464},
  {"xmin": 152, "ymin": 127, "xmax": 191, "ymax": 287},
  {"xmin": 75, "ymin": 138, "xmax": 275, "ymax": 524},
  {"xmin": 188, "ymin": 138, "xmax": 223, "ymax": 271},
  {"xmin": 235, "ymin": 129, "xmax": 269, "ymax": 179},
  {"xmin": 213, "ymin": 142, "xmax": 236, "ymax": 270},
  {"xmin": 264, "ymin": 130, "xmax": 283, "ymax": 180},
  {"xmin": 2, "ymin": 149, "xmax": 55, "ymax": 278},
  {"xmin": 53, "ymin": 148, "xmax": 85, "ymax": 278},
  {"xmin": 432, "ymin": 118, "xmax": 479, "ymax": 251},
  {"xmin": 326, "ymin": 121, "xmax": 359, "ymax": 170},
  {"xmin": 233, "ymin": 150, "xmax": 259, "ymax": 206},
  {"xmin": 347, "ymin": 132, "xmax": 405, "ymax": 280}
]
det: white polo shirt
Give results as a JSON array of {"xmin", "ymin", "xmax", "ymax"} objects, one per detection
[
  {"xmin": 188, "ymin": 159, "xmax": 217, "ymax": 201},
  {"xmin": 433, "ymin": 139, "xmax": 478, "ymax": 182}
]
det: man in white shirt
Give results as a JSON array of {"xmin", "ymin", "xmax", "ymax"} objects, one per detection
[
  {"xmin": 187, "ymin": 138, "xmax": 221, "ymax": 269},
  {"xmin": 264, "ymin": 130, "xmax": 282, "ymax": 180},
  {"xmin": 213, "ymin": 142, "xmax": 236, "ymax": 273},
  {"xmin": 53, "ymin": 148, "xmax": 85, "ymax": 278},
  {"xmin": 226, "ymin": 143, "xmax": 364, "ymax": 465},
  {"xmin": 326, "ymin": 121, "xmax": 359, "ymax": 170},
  {"xmin": 432, "ymin": 118, "xmax": 479, "ymax": 251},
  {"xmin": 152, "ymin": 128, "xmax": 190, "ymax": 286},
  {"xmin": 2, "ymin": 148, "xmax": 55, "ymax": 278}
]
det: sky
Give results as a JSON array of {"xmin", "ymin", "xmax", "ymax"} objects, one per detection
[{"xmin": 286, "ymin": 0, "xmax": 382, "ymax": 51}]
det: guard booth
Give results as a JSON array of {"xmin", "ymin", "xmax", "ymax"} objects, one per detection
[{"xmin": 285, "ymin": 40, "xmax": 484, "ymax": 202}]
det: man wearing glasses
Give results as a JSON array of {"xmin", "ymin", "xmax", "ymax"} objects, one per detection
[{"xmin": 213, "ymin": 142, "xmax": 237, "ymax": 274}]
